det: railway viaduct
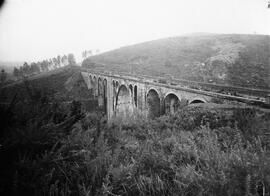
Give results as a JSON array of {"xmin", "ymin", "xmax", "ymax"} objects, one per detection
[{"xmin": 80, "ymin": 69, "xmax": 270, "ymax": 119}]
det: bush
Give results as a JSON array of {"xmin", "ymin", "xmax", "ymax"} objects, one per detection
[{"xmin": 1, "ymin": 99, "xmax": 269, "ymax": 196}]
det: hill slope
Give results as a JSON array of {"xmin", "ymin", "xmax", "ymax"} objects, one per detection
[
  {"xmin": 0, "ymin": 66, "xmax": 91, "ymax": 103},
  {"xmin": 83, "ymin": 33, "xmax": 270, "ymax": 89}
]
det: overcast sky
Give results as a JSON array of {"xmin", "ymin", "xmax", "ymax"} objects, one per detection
[{"xmin": 0, "ymin": 0, "xmax": 269, "ymax": 62}]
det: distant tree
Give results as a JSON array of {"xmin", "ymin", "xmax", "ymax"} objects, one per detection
[
  {"xmin": 13, "ymin": 67, "xmax": 20, "ymax": 78},
  {"xmin": 82, "ymin": 50, "xmax": 93, "ymax": 59},
  {"xmin": 19, "ymin": 66, "xmax": 24, "ymax": 76},
  {"xmin": 22, "ymin": 62, "xmax": 31, "ymax": 76},
  {"xmin": 57, "ymin": 55, "xmax": 61, "ymax": 67},
  {"xmin": 53, "ymin": 57, "xmax": 58, "ymax": 69},
  {"xmin": 40, "ymin": 60, "xmax": 49, "ymax": 72},
  {"xmin": 36, "ymin": 62, "xmax": 42, "ymax": 72},
  {"xmin": 48, "ymin": 59, "xmax": 52, "ymax": 67},
  {"xmin": 30, "ymin": 62, "xmax": 40, "ymax": 74},
  {"xmin": 45, "ymin": 59, "xmax": 50, "ymax": 70},
  {"xmin": 61, "ymin": 55, "xmax": 68, "ymax": 66},
  {"xmin": 0, "ymin": 69, "xmax": 7, "ymax": 83},
  {"xmin": 82, "ymin": 50, "xmax": 87, "ymax": 59},
  {"xmin": 68, "ymin": 53, "xmax": 76, "ymax": 65}
]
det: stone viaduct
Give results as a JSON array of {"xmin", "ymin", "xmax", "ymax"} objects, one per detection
[{"xmin": 80, "ymin": 69, "xmax": 270, "ymax": 119}]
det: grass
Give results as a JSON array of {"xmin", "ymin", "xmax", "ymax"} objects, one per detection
[
  {"xmin": 1, "ymin": 87, "xmax": 269, "ymax": 196},
  {"xmin": 0, "ymin": 65, "xmax": 92, "ymax": 103}
]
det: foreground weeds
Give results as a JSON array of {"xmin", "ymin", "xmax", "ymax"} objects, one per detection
[{"xmin": 0, "ymin": 102, "xmax": 269, "ymax": 195}]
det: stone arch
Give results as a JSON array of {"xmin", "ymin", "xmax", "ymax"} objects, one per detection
[
  {"xmin": 129, "ymin": 84, "xmax": 133, "ymax": 105},
  {"xmin": 89, "ymin": 75, "xmax": 93, "ymax": 86},
  {"xmin": 146, "ymin": 89, "xmax": 161, "ymax": 119},
  {"xmin": 115, "ymin": 85, "xmax": 133, "ymax": 115},
  {"xmin": 88, "ymin": 75, "xmax": 93, "ymax": 91},
  {"xmin": 189, "ymin": 97, "xmax": 206, "ymax": 104},
  {"xmin": 164, "ymin": 93, "xmax": 180, "ymax": 115},
  {"xmin": 98, "ymin": 77, "xmax": 103, "ymax": 96},
  {"xmin": 147, "ymin": 87, "xmax": 161, "ymax": 99}
]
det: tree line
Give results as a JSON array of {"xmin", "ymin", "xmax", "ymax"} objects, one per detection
[
  {"xmin": 81, "ymin": 49, "xmax": 100, "ymax": 60},
  {"xmin": 13, "ymin": 53, "xmax": 76, "ymax": 78}
]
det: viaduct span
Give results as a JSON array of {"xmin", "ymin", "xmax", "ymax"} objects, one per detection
[{"xmin": 80, "ymin": 69, "xmax": 270, "ymax": 119}]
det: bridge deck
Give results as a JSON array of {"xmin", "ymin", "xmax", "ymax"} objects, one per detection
[{"xmin": 82, "ymin": 68, "xmax": 270, "ymax": 105}]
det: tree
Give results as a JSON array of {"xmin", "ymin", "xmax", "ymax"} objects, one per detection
[
  {"xmin": 13, "ymin": 67, "xmax": 20, "ymax": 78},
  {"xmin": 36, "ymin": 62, "xmax": 42, "ymax": 72},
  {"xmin": 22, "ymin": 62, "xmax": 31, "ymax": 76},
  {"xmin": 0, "ymin": 69, "xmax": 7, "ymax": 83},
  {"xmin": 82, "ymin": 50, "xmax": 87, "ymax": 59},
  {"xmin": 57, "ymin": 55, "xmax": 61, "ymax": 67},
  {"xmin": 67, "ymin": 53, "xmax": 76, "ymax": 65},
  {"xmin": 53, "ymin": 57, "xmax": 58, "ymax": 69},
  {"xmin": 30, "ymin": 62, "xmax": 40, "ymax": 74},
  {"xmin": 40, "ymin": 60, "xmax": 49, "ymax": 72},
  {"xmin": 61, "ymin": 55, "xmax": 68, "ymax": 66}
]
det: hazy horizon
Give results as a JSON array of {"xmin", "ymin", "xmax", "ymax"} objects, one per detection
[{"xmin": 0, "ymin": 0, "xmax": 269, "ymax": 63}]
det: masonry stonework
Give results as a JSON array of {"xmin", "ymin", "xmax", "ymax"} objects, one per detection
[{"xmin": 81, "ymin": 71, "xmax": 215, "ymax": 120}]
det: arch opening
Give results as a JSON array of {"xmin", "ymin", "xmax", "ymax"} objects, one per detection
[
  {"xmin": 116, "ymin": 85, "xmax": 133, "ymax": 115},
  {"xmin": 134, "ymin": 85, "xmax": 137, "ymax": 107},
  {"xmin": 164, "ymin": 93, "xmax": 180, "ymax": 115},
  {"xmin": 103, "ymin": 79, "xmax": 107, "ymax": 97},
  {"xmin": 189, "ymin": 99, "xmax": 205, "ymax": 105},
  {"xmin": 98, "ymin": 77, "xmax": 103, "ymax": 96},
  {"xmin": 129, "ymin": 84, "xmax": 133, "ymax": 93},
  {"xmin": 146, "ymin": 89, "xmax": 160, "ymax": 119},
  {"xmin": 102, "ymin": 79, "xmax": 107, "ymax": 113},
  {"xmin": 89, "ymin": 75, "xmax": 93, "ymax": 95}
]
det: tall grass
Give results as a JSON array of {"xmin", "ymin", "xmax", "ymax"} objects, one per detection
[{"xmin": 0, "ymin": 99, "xmax": 269, "ymax": 195}]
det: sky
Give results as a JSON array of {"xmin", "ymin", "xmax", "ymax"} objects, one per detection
[{"xmin": 0, "ymin": 0, "xmax": 269, "ymax": 63}]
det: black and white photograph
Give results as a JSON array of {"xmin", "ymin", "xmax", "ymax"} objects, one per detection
[{"xmin": 0, "ymin": 0, "xmax": 269, "ymax": 195}]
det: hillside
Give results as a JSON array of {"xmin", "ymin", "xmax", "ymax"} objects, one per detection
[
  {"xmin": 83, "ymin": 33, "xmax": 270, "ymax": 89},
  {"xmin": 0, "ymin": 65, "xmax": 92, "ymax": 103}
]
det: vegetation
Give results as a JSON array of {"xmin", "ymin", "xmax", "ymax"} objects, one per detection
[
  {"xmin": 0, "ymin": 69, "xmax": 7, "ymax": 84},
  {"xmin": 0, "ymin": 80, "xmax": 269, "ymax": 195},
  {"xmin": 83, "ymin": 34, "xmax": 270, "ymax": 89},
  {"xmin": 12, "ymin": 53, "xmax": 76, "ymax": 80},
  {"xmin": 0, "ymin": 66, "xmax": 92, "ymax": 104},
  {"xmin": 0, "ymin": 35, "xmax": 269, "ymax": 195},
  {"xmin": 67, "ymin": 54, "xmax": 77, "ymax": 66}
]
